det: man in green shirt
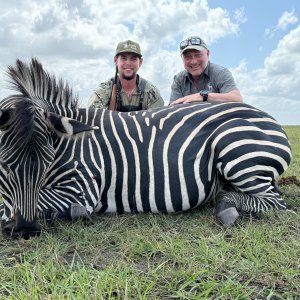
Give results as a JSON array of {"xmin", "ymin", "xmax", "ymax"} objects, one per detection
[{"xmin": 89, "ymin": 40, "xmax": 164, "ymax": 111}]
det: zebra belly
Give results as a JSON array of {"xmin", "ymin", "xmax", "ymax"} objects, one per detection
[{"xmin": 98, "ymin": 162, "xmax": 216, "ymax": 214}]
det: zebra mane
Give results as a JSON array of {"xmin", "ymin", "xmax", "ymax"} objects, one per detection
[{"xmin": 5, "ymin": 58, "xmax": 78, "ymax": 116}]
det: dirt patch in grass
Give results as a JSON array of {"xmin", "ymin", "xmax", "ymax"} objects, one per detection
[{"xmin": 278, "ymin": 176, "xmax": 300, "ymax": 186}]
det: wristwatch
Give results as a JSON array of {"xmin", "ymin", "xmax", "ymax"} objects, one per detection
[{"xmin": 200, "ymin": 90, "xmax": 209, "ymax": 102}]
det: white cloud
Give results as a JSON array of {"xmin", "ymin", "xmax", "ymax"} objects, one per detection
[
  {"xmin": 0, "ymin": 0, "xmax": 242, "ymax": 102},
  {"xmin": 235, "ymin": 25, "xmax": 300, "ymax": 123},
  {"xmin": 265, "ymin": 9, "xmax": 298, "ymax": 38},
  {"xmin": 0, "ymin": 0, "xmax": 299, "ymax": 125},
  {"xmin": 234, "ymin": 7, "xmax": 247, "ymax": 24},
  {"xmin": 277, "ymin": 9, "xmax": 298, "ymax": 30}
]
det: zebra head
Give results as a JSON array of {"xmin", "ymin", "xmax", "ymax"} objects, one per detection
[{"xmin": 0, "ymin": 59, "xmax": 96, "ymax": 239}]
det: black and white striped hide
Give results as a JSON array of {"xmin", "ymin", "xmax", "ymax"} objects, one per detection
[{"xmin": 0, "ymin": 58, "xmax": 292, "ymax": 238}]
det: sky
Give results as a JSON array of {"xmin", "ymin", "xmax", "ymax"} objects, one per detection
[{"xmin": 0, "ymin": 0, "xmax": 299, "ymax": 125}]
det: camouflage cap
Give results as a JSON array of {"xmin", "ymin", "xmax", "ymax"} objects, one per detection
[{"xmin": 115, "ymin": 40, "xmax": 142, "ymax": 57}]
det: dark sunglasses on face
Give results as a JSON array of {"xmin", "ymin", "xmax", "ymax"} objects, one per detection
[{"xmin": 180, "ymin": 37, "xmax": 204, "ymax": 50}]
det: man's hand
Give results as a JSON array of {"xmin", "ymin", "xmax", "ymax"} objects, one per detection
[
  {"xmin": 170, "ymin": 92, "xmax": 203, "ymax": 105},
  {"xmin": 170, "ymin": 89, "xmax": 243, "ymax": 105}
]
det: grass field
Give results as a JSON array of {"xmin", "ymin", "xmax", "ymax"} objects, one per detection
[{"xmin": 0, "ymin": 126, "xmax": 299, "ymax": 299}]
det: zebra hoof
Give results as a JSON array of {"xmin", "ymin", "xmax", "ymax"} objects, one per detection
[
  {"xmin": 216, "ymin": 194, "xmax": 239, "ymax": 226},
  {"xmin": 217, "ymin": 207, "xmax": 239, "ymax": 226},
  {"xmin": 70, "ymin": 203, "xmax": 93, "ymax": 223}
]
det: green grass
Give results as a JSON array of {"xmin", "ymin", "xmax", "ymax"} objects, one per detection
[
  {"xmin": 0, "ymin": 126, "xmax": 299, "ymax": 299},
  {"xmin": 283, "ymin": 126, "xmax": 300, "ymax": 180}
]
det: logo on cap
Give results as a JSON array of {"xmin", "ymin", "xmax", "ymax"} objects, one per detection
[{"xmin": 115, "ymin": 40, "xmax": 142, "ymax": 56}]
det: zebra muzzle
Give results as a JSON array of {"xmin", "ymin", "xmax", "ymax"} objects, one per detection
[{"xmin": 1, "ymin": 211, "xmax": 41, "ymax": 239}]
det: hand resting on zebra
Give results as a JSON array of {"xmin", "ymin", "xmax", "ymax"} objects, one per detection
[{"xmin": 0, "ymin": 58, "xmax": 292, "ymax": 239}]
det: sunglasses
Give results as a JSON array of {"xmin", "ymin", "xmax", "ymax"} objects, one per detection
[{"xmin": 180, "ymin": 37, "xmax": 205, "ymax": 50}]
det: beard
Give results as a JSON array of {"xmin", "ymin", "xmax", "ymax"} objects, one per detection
[{"xmin": 122, "ymin": 74, "xmax": 135, "ymax": 81}]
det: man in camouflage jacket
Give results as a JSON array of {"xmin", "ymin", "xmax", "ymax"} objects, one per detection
[{"xmin": 89, "ymin": 40, "xmax": 164, "ymax": 112}]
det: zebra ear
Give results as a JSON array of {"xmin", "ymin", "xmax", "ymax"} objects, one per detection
[
  {"xmin": 0, "ymin": 109, "xmax": 14, "ymax": 129},
  {"xmin": 46, "ymin": 112, "xmax": 98, "ymax": 137}
]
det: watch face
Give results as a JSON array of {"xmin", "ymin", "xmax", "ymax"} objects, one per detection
[{"xmin": 200, "ymin": 90, "xmax": 209, "ymax": 101}]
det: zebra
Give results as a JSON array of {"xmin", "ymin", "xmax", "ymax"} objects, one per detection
[{"xmin": 0, "ymin": 58, "xmax": 292, "ymax": 238}]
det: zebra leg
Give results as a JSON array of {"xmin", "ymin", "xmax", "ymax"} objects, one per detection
[
  {"xmin": 215, "ymin": 189, "xmax": 286, "ymax": 226},
  {"xmin": 37, "ymin": 203, "xmax": 93, "ymax": 223},
  {"xmin": 37, "ymin": 187, "xmax": 95, "ymax": 223}
]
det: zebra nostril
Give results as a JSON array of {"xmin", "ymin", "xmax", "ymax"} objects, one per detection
[
  {"xmin": 22, "ymin": 230, "xmax": 41, "ymax": 240},
  {"xmin": 1, "ymin": 216, "xmax": 41, "ymax": 239},
  {"xmin": 11, "ymin": 226, "xmax": 41, "ymax": 239},
  {"xmin": 13, "ymin": 222, "xmax": 42, "ymax": 239},
  {"xmin": 0, "ymin": 209, "xmax": 42, "ymax": 239}
]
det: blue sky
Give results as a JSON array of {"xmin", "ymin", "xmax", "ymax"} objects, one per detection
[
  {"xmin": 210, "ymin": 0, "xmax": 299, "ymax": 70},
  {"xmin": 0, "ymin": 0, "xmax": 299, "ymax": 124}
]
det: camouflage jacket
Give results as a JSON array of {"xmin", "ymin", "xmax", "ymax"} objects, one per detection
[{"xmin": 88, "ymin": 75, "xmax": 164, "ymax": 110}]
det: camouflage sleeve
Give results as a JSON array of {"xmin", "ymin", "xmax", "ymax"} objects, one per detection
[
  {"xmin": 144, "ymin": 82, "xmax": 165, "ymax": 109},
  {"xmin": 88, "ymin": 80, "xmax": 113, "ymax": 109}
]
